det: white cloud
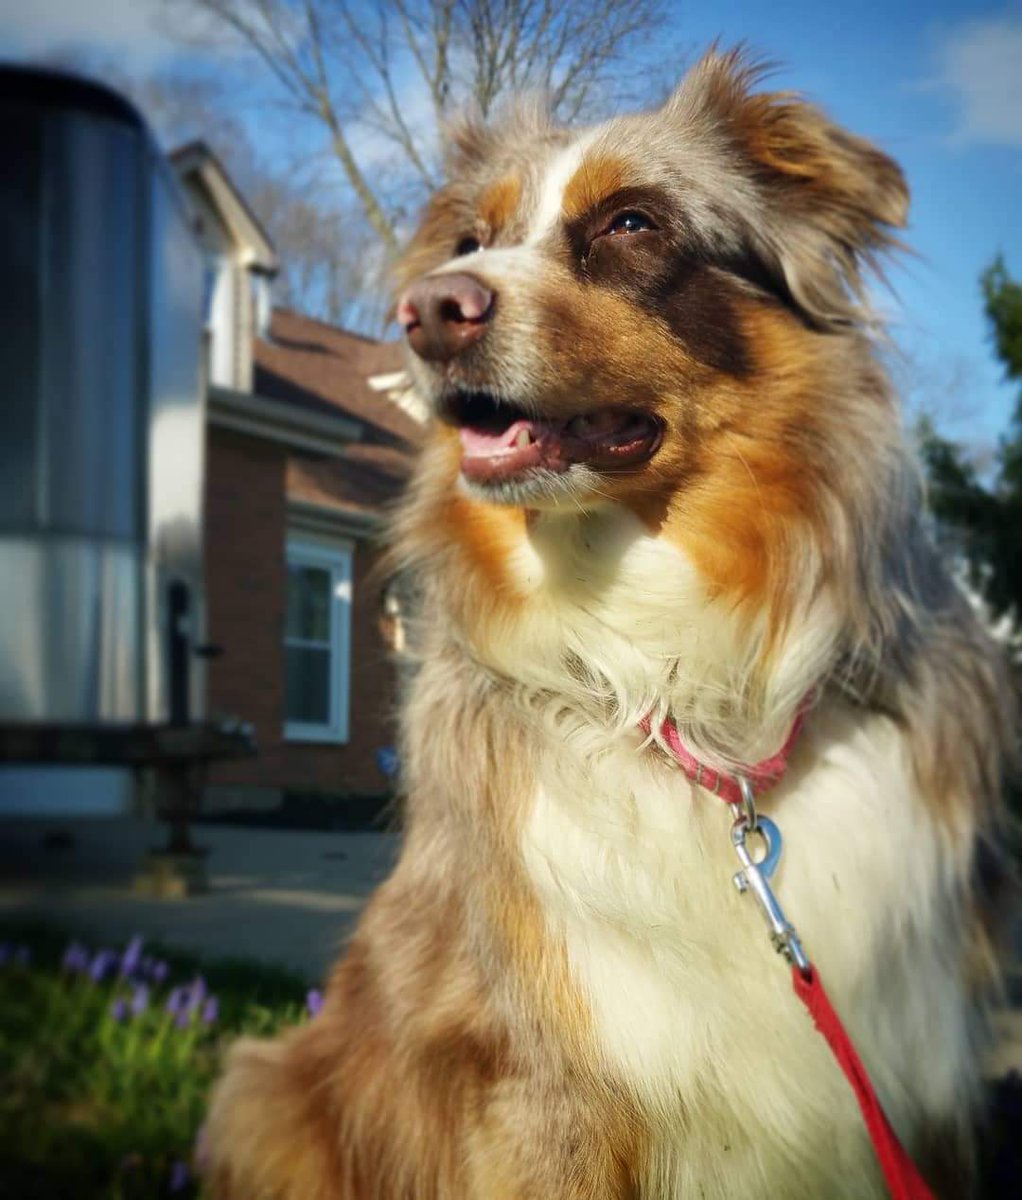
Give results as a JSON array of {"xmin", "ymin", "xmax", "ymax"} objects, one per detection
[
  {"xmin": 931, "ymin": 11, "xmax": 1022, "ymax": 148},
  {"xmin": 0, "ymin": 0, "xmax": 214, "ymax": 72}
]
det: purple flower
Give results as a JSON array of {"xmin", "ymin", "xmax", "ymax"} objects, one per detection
[
  {"xmin": 89, "ymin": 949, "xmax": 116, "ymax": 983},
  {"xmin": 167, "ymin": 1158, "xmax": 191, "ymax": 1192},
  {"xmin": 184, "ymin": 976, "xmax": 207, "ymax": 1017},
  {"xmin": 120, "ymin": 935, "xmax": 144, "ymax": 978},
  {"xmin": 174, "ymin": 1009, "xmax": 191, "ymax": 1030},
  {"xmin": 62, "ymin": 941, "xmax": 89, "ymax": 973},
  {"xmin": 306, "ymin": 989, "xmax": 324, "ymax": 1019},
  {"xmin": 130, "ymin": 983, "xmax": 150, "ymax": 1017},
  {"xmin": 151, "ymin": 959, "xmax": 169, "ymax": 985},
  {"xmin": 165, "ymin": 986, "xmax": 186, "ymax": 1016},
  {"xmin": 201, "ymin": 996, "xmax": 219, "ymax": 1025},
  {"xmin": 110, "ymin": 997, "xmax": 129, "ymax": 1022},
  {"xmin": 0, "ymin": 943, "xmax": 11, "ymax": 966}
]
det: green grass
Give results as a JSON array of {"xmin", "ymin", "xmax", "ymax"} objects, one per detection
[{"xmin": 0, "ymin": 921, "xmax": 314, "ymax": 1200}]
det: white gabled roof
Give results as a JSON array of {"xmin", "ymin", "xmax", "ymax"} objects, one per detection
[{"xmin": 170, "ymin": 140, "xmax": 279, "ymax": 275}]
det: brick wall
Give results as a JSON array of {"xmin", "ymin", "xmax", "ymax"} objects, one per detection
[{"xmin": 203, "ymin": 426, "xmax": 397, "ymax": 803}]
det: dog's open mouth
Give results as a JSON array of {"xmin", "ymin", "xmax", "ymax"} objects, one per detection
[{"xmin": 442, "ymin": 391, "xmax": 663, "ymax": 484}]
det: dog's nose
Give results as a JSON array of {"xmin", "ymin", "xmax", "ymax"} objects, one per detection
[{"xmin": 395, "ymin": 274, "xmax": 494, "ymax": 363}]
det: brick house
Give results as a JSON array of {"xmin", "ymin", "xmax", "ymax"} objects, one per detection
[{"xmin": 172, "ymin": 144, "xmax": 421, "ymax": 812}]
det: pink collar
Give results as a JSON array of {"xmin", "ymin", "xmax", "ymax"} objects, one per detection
[{"xmin": 643, "ymin": 698, "xmax": 812, "ymax": 806}]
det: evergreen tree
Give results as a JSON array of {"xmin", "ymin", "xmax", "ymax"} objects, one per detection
[
  {"xmin": 981, "ymin": 257, "xmax": 1022, "ymax": 617},
  {"xmin": 919, "ymin": 257, "xmax": 1022, "ymax": 622},
  {"xmin": 982, "ymin": 257, "xmax": 1022, "ymax": 496}
]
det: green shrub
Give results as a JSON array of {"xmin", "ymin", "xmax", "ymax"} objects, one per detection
[{"xmin": 0, "ymin": 923, "xmax": 316, "ymax": 1200}]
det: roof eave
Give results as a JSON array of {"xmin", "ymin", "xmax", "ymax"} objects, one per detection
[{"xmin": 208, "ymin": 385, "xmax": 363, "ymax": 457}]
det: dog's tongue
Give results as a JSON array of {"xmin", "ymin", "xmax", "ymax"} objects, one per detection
[
  {"xmin": 459, "ymin": 420, "xmax": 542, "ymax": 481},
  {"xmin": 459, "ymin": 419, "xmax": 536, "ymax": 457},
  {"xmin": 459, "ymin": 412, "xmax": 656, "ymax": 484}
]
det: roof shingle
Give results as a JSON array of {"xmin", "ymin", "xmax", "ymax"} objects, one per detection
[{"xmin": 255, "ymin": 309, "xmax": 422, "ymax": 517}]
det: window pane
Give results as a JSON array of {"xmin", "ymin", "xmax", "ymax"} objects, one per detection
[
  {"xmin": 285, "ymin": 645, "xmax": 331, "ymax": 725},
  {"xmin": 286, "ymin": 564, "xmax": 331, "ymax": 641}
]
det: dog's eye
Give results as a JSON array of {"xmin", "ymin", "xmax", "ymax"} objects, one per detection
[
  {"xmin": 455, "ymin": 236, "xmax": 482, "ymax": 256},
  {"xmin": 604, "ymin": 211, "xmax": 656, "ymax": 237}
]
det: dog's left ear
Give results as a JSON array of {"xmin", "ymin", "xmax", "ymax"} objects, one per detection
[
  {"xmin": 442, "ymin": 111, "xmax": 493, "ymax": 177},
  {"xmin": 670, "ymin": 49, "xmax": 909, "ymax": 326}
]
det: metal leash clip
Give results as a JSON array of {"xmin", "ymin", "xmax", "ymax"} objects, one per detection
[{"xmin": 730, "ymin": 780, "xmax": 811, "ymax": 978}]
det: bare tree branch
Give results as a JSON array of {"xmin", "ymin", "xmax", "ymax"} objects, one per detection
[
  {"xmin": 334, "ymin": 3, "xmax": 439, "ymax": 189},
  {"xmin": 164, "ymin": 0, "xmax": 670, "ymax": 314}
]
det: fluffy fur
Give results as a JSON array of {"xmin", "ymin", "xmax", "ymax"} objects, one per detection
[{"xmin": 205, "ymin": 49, "xmax": 1016, "ymax": 1199}]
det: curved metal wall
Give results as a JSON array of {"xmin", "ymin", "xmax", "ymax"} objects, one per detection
[{"xmin": 0, "ymin": 71, "xmax": 205, "ymax": 726}]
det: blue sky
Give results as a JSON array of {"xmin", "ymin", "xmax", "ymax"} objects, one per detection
[{"xmin": 1, "ymin": 0, "xmax": 1019, "ymax": 447}]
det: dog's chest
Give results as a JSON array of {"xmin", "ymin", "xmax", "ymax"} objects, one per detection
[{"xmin": 519, "ymin": 706, "xmax": 966, "ymax": 1198}]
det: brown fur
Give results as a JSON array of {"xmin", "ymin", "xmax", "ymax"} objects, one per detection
[
  {"xmin": 479, "ymin": 173, "xmax": 525, "ymax": 237},
  {"xmin": 561, "ymin": 154, "xmax": 629, "ymax": 220},
  {"xmin": 207, "ymin": 663, "xmax": 645, "ymax": 1199},
  {"xmin": 205, "ymin": 49, "xmax": 1015, "ymax": 1199}
]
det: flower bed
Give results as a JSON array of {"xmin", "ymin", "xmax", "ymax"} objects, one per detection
[{"xmin": 0, "ymin": 923, "xmax": 320, "ymax": 1199}]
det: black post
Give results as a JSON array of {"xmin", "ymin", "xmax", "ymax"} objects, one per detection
[{"xmin": 168, "ymin": 579, "xmax": 190, "ymax": 728}]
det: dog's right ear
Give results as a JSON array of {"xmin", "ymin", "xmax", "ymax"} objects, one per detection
[
  {"xmin": 669, "ymin": 47, "xmax": 909, "ymax": 327},
  {"xmin": 443, "ymin": 96, "xmax": 554, "ymax": 181}
]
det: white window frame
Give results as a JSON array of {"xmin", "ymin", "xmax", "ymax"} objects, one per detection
[{"xmin": 284, "ymin": 537, "xmax": 353, "ymax": 744}]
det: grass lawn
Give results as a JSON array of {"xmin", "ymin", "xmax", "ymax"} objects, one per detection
[
  {"xmin": 3, "ymin": 922, "xmax": 1020, "ymax": 1198},
  {"xmin": 0, "ymin": 921, "xmax": 317, "ymax": 1200}
]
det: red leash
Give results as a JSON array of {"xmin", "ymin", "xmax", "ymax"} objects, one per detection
[
  {"xmin": 650, "ymin": 709, "xmax": 936, "ymax": 1200},
  {"xmin": 792, "ymin": 966, "xmax": 935, "ymax": 1199}
]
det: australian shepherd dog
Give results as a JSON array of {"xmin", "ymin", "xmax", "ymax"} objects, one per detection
[{"xmin": 206, "ymin": 49, "xmax": 1015, "ymax": 1199}]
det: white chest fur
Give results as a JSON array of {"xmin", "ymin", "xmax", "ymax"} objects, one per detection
[{"xmin": 521, "ymin": 702, "xmax": 975, "ymax": 1199}]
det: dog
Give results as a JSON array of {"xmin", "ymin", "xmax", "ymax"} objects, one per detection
[{"xmin": 205, "ymin": 48, "xmax": 1015, "ymax": 1199}]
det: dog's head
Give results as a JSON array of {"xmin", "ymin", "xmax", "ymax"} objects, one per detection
[{"xmin": 394, "ymin": 49, "xmax": 907, "ymax": 529}]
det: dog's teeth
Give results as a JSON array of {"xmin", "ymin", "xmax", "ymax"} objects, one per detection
[{"xmin": 515, "ymin": 429, "xmax": 532, "ymax": 449}]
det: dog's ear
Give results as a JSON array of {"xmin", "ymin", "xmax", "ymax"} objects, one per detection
[
  {"xmin": 442, "ymin": 111, "xmax": 493, "ymax": 177},
  {"xmin": 670, "ymin": 48, "xmax": 909, "ymax": 326},
  {"xmin": 443, "ymin": 96, "xmax": 554, "ymax": 181}
]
